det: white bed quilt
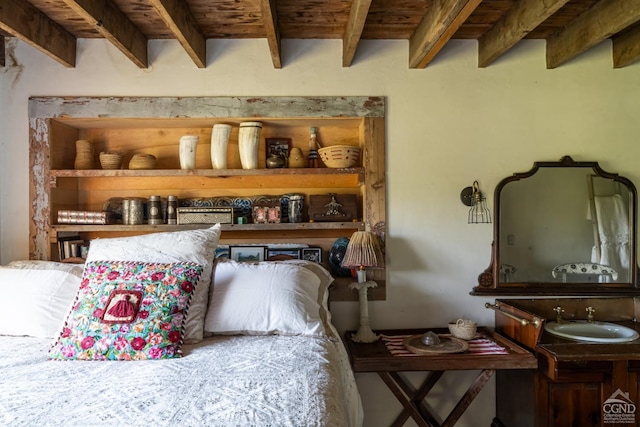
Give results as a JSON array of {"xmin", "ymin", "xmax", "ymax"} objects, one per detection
[{"xmin": 0, "ymin": 334, "xmax": 362, "ymax": 427}]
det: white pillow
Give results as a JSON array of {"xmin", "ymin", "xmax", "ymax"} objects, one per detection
[
  {"xmin": 0, "ymin": 262, "xmax": 82, "ymax": 338},
  {"xmin": 84, "ymin": 225, "xmax": 221, "ymax": 343},
  {"xmin": 204, "ymin": 258, "xmax": 334, "ymax": 337}
]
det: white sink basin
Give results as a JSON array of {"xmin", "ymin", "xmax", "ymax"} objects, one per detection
[{"xmin": 545, "ymin": 321, "xmax": 639, "ymax": 343}]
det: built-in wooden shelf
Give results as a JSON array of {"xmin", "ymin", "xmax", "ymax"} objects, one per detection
[{"xmin": 30, "ymin": 96, "xmax": 387, "ymax": 301}]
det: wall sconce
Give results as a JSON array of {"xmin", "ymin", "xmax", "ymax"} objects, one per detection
[
  {"xmin": 341, "ymin": 231, "xmax": 384, "ymax": 343},
  {"xmin": 460, "ymin": 181, "xmax": 492, "ymax": 224}
]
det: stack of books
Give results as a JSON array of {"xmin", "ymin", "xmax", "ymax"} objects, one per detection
[
  {"xmin": 57, "ymin": 210, "xmax": 115, "ymax": 225},
  {"xmin": 57, "ymin": 235, "xmax": 89, "ymax": 261}
]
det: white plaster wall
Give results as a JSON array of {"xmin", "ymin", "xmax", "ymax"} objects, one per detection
[{"xmin": 2, "ymin": 36, "xmax": 640, "ymax": 426}]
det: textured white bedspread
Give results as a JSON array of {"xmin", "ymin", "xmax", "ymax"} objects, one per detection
[{"xmin": 0, "ymin": 334, "xmax": 362, "ymax": 427}]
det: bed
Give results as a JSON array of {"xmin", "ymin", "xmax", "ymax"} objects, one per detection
[{"xmin": 0, "ymin": 225, "xmax": 363, "ymax": 427}]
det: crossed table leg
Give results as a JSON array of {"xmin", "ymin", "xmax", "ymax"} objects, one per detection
[{"xmin": 379, "ymin": 369, "xmax": 495, "ymax": 427}]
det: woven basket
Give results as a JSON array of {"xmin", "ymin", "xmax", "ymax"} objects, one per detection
[
  {"xmin": 318, "ymin": 145, "xmax": 360, "ymax": 168},
  {"xmin": 74, "ymin": 139, "xmax": 94, "ymax": 170},
  {"xmin": 128, "ymin": 153, "xmax": 157, "ymax": 170},
  {"xmin": 448, "ymin": 319, "xmax": 477, "ymax": 340},
  {"xmin": 99, "ymin": 151, "xmax": 123, "ymax": 170}
]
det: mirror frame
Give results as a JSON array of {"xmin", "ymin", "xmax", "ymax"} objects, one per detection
[{"xmin": 472, "ymin": 156, "xmax": 639, "ymax": 296}]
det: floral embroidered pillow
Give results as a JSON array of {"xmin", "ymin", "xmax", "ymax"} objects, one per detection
[{"xmin": 49, "ymin": 260, "xmax": 203, "ymax": 361}]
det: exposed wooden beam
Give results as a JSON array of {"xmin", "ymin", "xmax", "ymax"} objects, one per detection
[
  {"xmin": 261, "ymin": 0, "xmax": 281, "ymax": 68},
  {"xmin": 149, "ymin": 0, "xmax": 206, "ymax": 68},
  {"xmin": 547, "ymin": 0, "xmax": 640, "ymax": 69},
  {"xmin": 62, "ymin": 0, "xmax": 148, "ymax": 68},
  {"xmin": 478, "ymin": 0, "xmax": 570, "ymax": 68},
  {"xmin": 342, "ymin": 0, "xmax": 372, "ymax": 67},
  {"xmin": 0, "ymin": 0, "xmax": 76, "ymax": 67},
  {"xmin": 613, "ymin": 27, "xmax": 640, "ymax": 68},
  {"xmin": 409, "ymin": 0, "xmax": 482, "ymax": 68}
]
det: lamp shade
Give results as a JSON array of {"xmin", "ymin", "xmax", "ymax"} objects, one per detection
[{"xmin": 341, "ymin": 231, "xmax": 383, "ymax": 269}]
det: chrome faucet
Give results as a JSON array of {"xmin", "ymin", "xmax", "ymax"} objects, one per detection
[
  {"xmin": 553, "ymin": 306, "xmax": 565, "ymax": 322},
  {"xmin": 586, "ymin": 307, "xmax": 596, "ymax": 323}
]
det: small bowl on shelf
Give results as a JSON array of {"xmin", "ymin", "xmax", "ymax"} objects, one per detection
[
  {"xmin": 128, "ymin": 153, "xmax": 157, "ymax": 170},
  {"xmin": 318, "ymin": 145, "xmax": 360, "ymax": 168},
  {"xmin": 99, "ymin": 151, "xmax": 123, "ymax": 170}
]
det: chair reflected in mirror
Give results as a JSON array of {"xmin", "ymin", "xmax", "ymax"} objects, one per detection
[{"xmin": 551, "ymin": 262, "xmax": 618, "ymax": 283}]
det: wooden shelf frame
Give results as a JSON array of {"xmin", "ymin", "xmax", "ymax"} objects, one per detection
[{"xmin": 29, "ymin": 96, "xmax": 386, "ymax": 301}]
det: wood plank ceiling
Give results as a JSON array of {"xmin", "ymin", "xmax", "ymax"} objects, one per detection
[{"xmin": 0, "ymin": 0, "xmax": 639, "ymax": 69}]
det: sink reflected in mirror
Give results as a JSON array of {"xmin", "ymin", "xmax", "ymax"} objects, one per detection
[{"xmin": 544, "ymin": 321, "xmax": 639, "ymax": 343}]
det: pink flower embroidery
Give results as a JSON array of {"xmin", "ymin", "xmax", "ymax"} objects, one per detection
[
  {"xmin": 148, "ymin": 347, "xmax": 164, "ymax": 359},
  {"xmin": 151, "ymin": 272, "xmax": 165, "ymax": 281},
  {"xmin": 81, "ymin": 336, "xmax": 95, "ymax": 350},
  {"xmin": 61, "ymin": 344, "xmax": 76, "ymax": 358},
  {"xmin": 114, "ymin": 336, "xmax": 128, "ymax": 351},
  {"xmin": 131, "ymin": 336, "xmax": 146, "ymax": 351}
]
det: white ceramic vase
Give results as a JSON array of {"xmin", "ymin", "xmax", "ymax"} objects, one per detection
[
  {"xmin": 179, "ymin": 135, "xmax": 199, "ymax": 170},
  {"xmin": 210, "ymin": 124, "xmax": 232, "ymax": 169},
  {"xmin": 238, "ymin": 122, "xmax": 262, "ymax": 169}
]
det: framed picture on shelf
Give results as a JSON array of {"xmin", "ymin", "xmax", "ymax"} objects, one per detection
[
  {"xmin": 230, "ymin": 246, "xmax": 266, "ymax": 262},
  {"xmin": 265, "ymin": 248, "xmax": 301, "ymax": 261},
  {"xmin": 265, "ymin": 138, "xmax": 292, "ymax": 162},
  {"xmin": 301, "ymin": 247, "xmax": 322, "ymax": 264}
]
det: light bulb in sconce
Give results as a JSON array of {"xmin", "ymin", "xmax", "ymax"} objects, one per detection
[
  {"xmin": 341, "ymin": 231, "xmax": 384, "ymax": 343},
  {"xmin": 460, "ymin": 180, "xmax": 492, "ymax": 224}
]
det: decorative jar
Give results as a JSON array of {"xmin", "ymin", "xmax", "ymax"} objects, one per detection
[
  {"xmin": 211, "ymin": 124, "xmax": 232, "ymax": 169},
  {"xmin": 238, "ymin": 122, "xmax": 262, "ymax": 169},
  {"xmin": 179, "ymin": 135, "xmax": 199, "ymax": 170}
]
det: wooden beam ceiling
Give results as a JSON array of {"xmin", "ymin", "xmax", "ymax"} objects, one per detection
[
  {"xmin": 0, "ymin": 0, "xmax": 76, "ymax": 67},
  {"xmin": 1, "ymin": 0, "xmax": 639, "ymax": 70},
  {"xmin": 342, "ymin": 0, "xmax": 372, "ymax": 67},
  {"xmin": 261, "ymin": 0, "xmax": 281, "ymax": 69},
  {"xmin": 408, "ymin": 0, "xmax": 482, "ymax": 69},
  {"xmin": 62, "ymin": 0, "xmax": 148, "ymax": 68},
  {"xmin": 478, "ymin": 0, "xmax": 571, "ymax": 68},
  {"xmin": 613, "ymin": 27, "xmax": 640, "ymax": 68},
  {"xmin": 149, "ymin": 0, "xmax": 206, "ymax": 68},
  {"xmin": 547, "ymin": 0, "xmax": 640, "ymax": 69}
]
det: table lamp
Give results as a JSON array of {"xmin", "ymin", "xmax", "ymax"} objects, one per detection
[{"xmin": 341, "ymin": 231, "xmax": 384, "ymax": 343}]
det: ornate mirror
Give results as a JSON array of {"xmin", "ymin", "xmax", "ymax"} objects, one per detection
[{"xmin": 472, "ymin": 156, "xmax": 639, "ymax": 296}]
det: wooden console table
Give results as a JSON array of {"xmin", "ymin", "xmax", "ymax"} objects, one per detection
[{"xmin": 344, "ymin": 328, "xmax": 537, "ymax": 427}]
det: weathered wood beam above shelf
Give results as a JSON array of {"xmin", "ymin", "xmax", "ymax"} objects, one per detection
[
  {"xmin": 261, "ymin": 0, "xmax": 281, "ymax": 69},
  {"xmin": 342, "ymin": 0, "xmax": 372, "ymax": 67},
  {"xmin": 547, "ymin": 0, "xmax": 640, "ymax": 69},
  {"xmin": 478, "ymin": 0, "xmax": 570, "ymax": 68},
  {"xmin": 149, "ymin": 0, "xmax": 206, "ymax": 68},
  {"xmin": 409, "ymin": 0, "xmax": 482, "ymax": 69},
  {"xmin": 613, "ymin": 27, "xmax": 640, "ymax": 68},
  {"xmin": 0, "ymin": 0, "xmax": 76, "ymax": 67},
  {"xmin": 62, "ymin": 0, "xmax": 148, "ymax": 68},
  {"xmin": 29, "ymin": 96, "xmax": 386, "ymax": 119}
]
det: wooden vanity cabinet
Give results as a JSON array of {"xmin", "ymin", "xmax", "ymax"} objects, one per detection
[
  {"xmin": 28, "ymin": 96, "xmax": 386, "ymax": 301},
  {"xmin": 493, "ymin": 298, "xmax": 640, "ymax": 427}
]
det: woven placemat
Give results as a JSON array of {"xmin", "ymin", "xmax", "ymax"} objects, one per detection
[
  {"xmin": 382, "ymin": 334, "xmax": 509, "ymax": 356},
  {"xmin": 403, "ymin": 334, "xmax": 469, "ymax": 355}
]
